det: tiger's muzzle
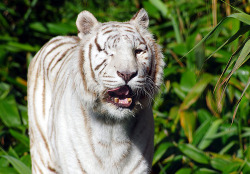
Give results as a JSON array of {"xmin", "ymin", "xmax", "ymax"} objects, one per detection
[{"xmin": 107, "ymin": 85, "xmax": 134, "ymax": 108}]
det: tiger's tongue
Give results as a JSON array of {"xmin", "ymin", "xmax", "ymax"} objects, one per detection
[
  {"xmin": 107, "ymin": 86, "xmax": 132, "ymax": 108},
  {"xmin": 108, "ymin": 86, "xmax": 130, "ymax": 96}
]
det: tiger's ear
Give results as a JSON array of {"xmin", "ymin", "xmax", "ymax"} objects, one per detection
[
  {"xmin": 130, "ymin": 8, "xmax": 149, "ymax": 29},
  {"xmin": 76, "ymin": 11, "xmax": 99, "ymax": 37}
]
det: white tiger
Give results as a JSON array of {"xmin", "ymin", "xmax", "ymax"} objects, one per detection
[{"xmin": 27, "ymin": 9, "xmax": 164, "ymax": 174}]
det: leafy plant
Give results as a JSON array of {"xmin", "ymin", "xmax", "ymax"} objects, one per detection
[{"xmin": 0, "ymin": 0, "xmax": 249, "ymax": 173}]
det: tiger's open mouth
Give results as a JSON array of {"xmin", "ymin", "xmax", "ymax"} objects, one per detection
[{"xmin": 107, "ymin": 85, "xmax": 133, "ymax": 108}]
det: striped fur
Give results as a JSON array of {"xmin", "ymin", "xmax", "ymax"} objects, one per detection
[{"xmin": 28, "ymin": 9, "xmax": 164, "ymax": 174}]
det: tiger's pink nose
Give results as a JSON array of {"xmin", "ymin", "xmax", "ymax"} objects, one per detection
[{"xmin": 117, "ymin": 71, "xmax": 138, "ymax": 83}]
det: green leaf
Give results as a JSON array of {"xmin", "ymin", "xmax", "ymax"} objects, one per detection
[
  {"xmin": 229, "ymin": 13, "xmax": 250, "ymax": 25},
  {"xmin": 213, "ymin": 157, "xmax": 243, "ymax": 173},
  {"xmin": 237, "ymin": 67, "xmax": 250, "ymax": 84},
  {"xmin": 231, "ymin": 76, "xmax": 250, "ymax": 123},
  {"xmin": 168, "ymin": 106, "xmax": 179, "ymax": 120},
  {"xmin": 242, "ymin": 161, "xmax": 250, "ymax": 173},
  {"xmin": 180, "ymin": 70, "xmax": 196, "ymax": 92},
  {"xmin": 206, "ymin": 90, "xmax": 219, "ymax": 117},
  {"xmin": 172, "ymin": 82, "xmax": 186, "ymax": 100},
  {"xmin": 149, "ymin": 0, "xmax": 170, "ymax": 18},
  {"xmin": 178, "ymin": 143, "xmax": 209, "ymax": 164},
  {"xmin": 0, "ymin": 167, "xmax": 18, "ymax": 174},
  {"xmin": 180, "ymin": 111, "xmax": 196, "ymax": 143},
  {"xmin": 219, "ymin": 141, "xmax": 236, "ymax": 155},
  {"xmin": 153, "ymin": 142, "xmax": 173, "ymax": 165},
  {"xmin": 192, "ymin": 118, "xmax": 213, "ymax": 146},
  {"xmin": 0, "ymin": 96, "xmax": 21, "ymax": 127},
  {"xmin": 205, "ymin": 25, "xmax": 250, "ymax": 61},
  {"xmin": 176, "ymin": 168, "xmax": 192, "ymax": 174},
  {"xmin": 18, "ymin": 105, "xmax": 28, "ymax": 126},
  {"xmin": 198, "ymin": 119, "xmax": 223, "ymax": 150},
  {"xmin": 7, "ymin": 147, "xmax": 19, "ymax": 159},
  {"xmin": 0, "ymin": 158, "xmax": 9, "ymax": 167},
  {"xmin": 20, "ymin": 155, "xmax": 31, "ymax": 168},
  {"xmin": 197, "ymin": 109, "xmax": 212, "ymax": 123},
  {"xmin": 9, "ymin": 129, "xmax": 29, "ymax": 147},
  {"xmin": 183, "ymin": 13, "xmax": 250, "ymax": 59},
  {"xmin": 228, "ymin": 39, "xmax": 250, "ymax": 79},
  {"xmin": 180, "ymin": 74, "xmax": 213, "ymax": 110},
  {"xmin": 1, "ymin": 155, "xmax": 31, "ymax": 174},
  {"xmin": 194, "ymin": 168, "xmax": 219, "ymax": 174},
  {"xmin": 0, "ymin": 82, "xmax": 10, "ymax": 99},
  {"xmin": 210, "ymin": 157, "xmax": 231, "ymax": 171},
  {"xmin": 30, "ymin": 22, "xmax": 77, "ymax": 35},
  {"xmin": 6, "ymin": 42, "xmax": 39, "ymax": 52}
]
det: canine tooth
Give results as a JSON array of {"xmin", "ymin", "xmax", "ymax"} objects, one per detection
[
  {"xmin": 114, "ymin": 98, "xmax": 119, "ymax": 103},
  {"xmin": 127, "ymin": 98, "xmax": 132, "ymax": 103}
]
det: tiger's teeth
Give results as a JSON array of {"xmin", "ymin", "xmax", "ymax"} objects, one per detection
[
  {"xmin": 127, "ymin": 98, "xmax": 132, "ymax": 103},
  {"xmin": 114, "ymin": 98, "xmax": 119, "ymax": 103}
]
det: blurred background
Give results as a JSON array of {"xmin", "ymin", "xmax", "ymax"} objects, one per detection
[{"xmin": 0, "ymin": 0, "xmax": 250, "ymax": 173}]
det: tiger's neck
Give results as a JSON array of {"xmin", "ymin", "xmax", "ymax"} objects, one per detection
[
  {"xmin": 82, "ymin": 107, "xmax": 153, "ymax": 171},
  {"xmin": 87, "ymin": 111, "xmax": 136, "ymax": 165}
]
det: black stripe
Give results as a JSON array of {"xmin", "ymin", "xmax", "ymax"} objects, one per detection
[
  {"xmin": 94, "ymin": 36, "xmax": 102, "ymax": 52},
  {"xmin": 89, "ymin": 44, "xmax": 98, "ymax": 83},
  {"xmin": 94, "ymin": 59, "xmax": 107, "ymax": 71},
  {"xmin": 98, "ymin": 66, "xmax": 106, "ymax": 76},
  {"xmin": 50, "ymin": 45, "xmax": 77, "ymax": 72},
  {"xmin": 103, "ymin": 29, "xmax": 114, "ymax": 35},
  {"xmin": 79, "ymin": 50, "xmax": 88, "ymax": 92},
  {"xmin": 125, "ymin": 29, "xmax": 135, "ymax": 33},
  {"xmin": 80, "ymin": 105, "xmax": 103, "ymax": 167},
  {"xmin": 33, "ymin": 64, "xmax": 51, "ymax": 156}
]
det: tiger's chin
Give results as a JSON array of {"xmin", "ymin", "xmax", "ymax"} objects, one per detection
[{"xmin": 97, "ymin": 101, "xmax": 142, "ymax": 120}]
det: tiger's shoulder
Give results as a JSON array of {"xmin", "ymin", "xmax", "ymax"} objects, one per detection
[
  {"xmin": 32, "ymin": 36, "xmax": 80, "ymax": 63},
  {"xmin": 29, "ymin": 36, "xmax": 80, "ymax": 80}
]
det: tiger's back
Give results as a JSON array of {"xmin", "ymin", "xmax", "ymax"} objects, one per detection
[
  {"xmin": 28, "ymin": 36, "xmax": 80, "ymax": 173},
  {"xmin": 28, "ymin": 9, "xmax": 164, "ymax": 174}
]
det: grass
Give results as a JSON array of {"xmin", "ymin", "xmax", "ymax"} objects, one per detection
[{"xmin": 0, "ymin": 0, "xmax": 249, "ymax": 173}]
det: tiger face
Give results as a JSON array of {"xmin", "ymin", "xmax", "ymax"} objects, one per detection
[{"xmin": 75, "ymin": 9, "xmax": 164, "ymax": 119}]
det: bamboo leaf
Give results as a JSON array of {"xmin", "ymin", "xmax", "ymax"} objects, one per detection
[
  {"xmin": 9, "ymin": 129, "xmax": 29, "ymax": 148},
  {"xmin": 178, "ymin": 143, "xmax": 209, "ymax": 164},
  {"xmin": 213, "ymin": 42, "xmax": 244, "ymax": 93},
  {"xmin": 153, "ymin": 142, "xmax": 173, "ymax": 165},
  {"xmin": 229, "ymin": 13, "xmax": 250, "ymax": 25},
  {"xmin": 231, "ymin": 77, "xmax": 250, "ymax": 124},
  {"xmin": 198, "ymin": 119, "xmax": 223, "ymax": 150},
  {"xmin": 210, "ymin": 157, "xmax": 231, "ymax": 171},
  {"xmin": 206, "ymin": 90, "xmax": 220, "ymax": 117},
  {"xmin": 0, "ymin": 96, "xmax": 21, "ymax": 127},
  {"xmin": 228, "ymin": 39, "xmax": 250, "ymax": 77},
  {"xmin": 206, "ymin": 25, "xmax": 250, "ymax": 61},
  {"xmin": 176, "ymin": 168, "xmax": 192, "ymax": 174},
  {"xmin": 183, "ymin": 13, "xmax": 250, "ymax": 59},
  {"xmin": 180, "ymin": 111, "xmax": 196, "ymax": 143},
  {"xmin": 0, "ymin": 167, "xmax": 18, "ymax": 174},
  {"xmin": 192, "ymin": 118, "xmax": 213, "ymax": 146},
  {"xmin": 219, "ymin": 141, "xmax": 236, "ymax": 155},
  {"xmin": 6, "ymin": 42, "xmax": 39, "ymax": 52},
  {"xmin": 149, "ymin": 0, "xmax": 170, "ymax": 18},
  {"xmin": 180, "ymin": 74, "xmax": 213, "ymax": 110},
  {"xmin": 180, "ymin": 70, "xmax": 196, "ymax": 92},
  {"xmin": 1, "ymin": 156, "xmax": 31, "ymax": 174},
  {"xmin": 194, "ymin": 168, "xmax": 219, "ymax": 174}
]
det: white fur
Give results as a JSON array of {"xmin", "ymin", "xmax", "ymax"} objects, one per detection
[{"xmin": 28, "ymin": 9, "xmax": 164, "ymax": 174}]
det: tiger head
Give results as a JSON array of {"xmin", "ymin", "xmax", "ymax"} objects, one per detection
[{"xmin": 74, "ymin": 9, "xmax": 164, "ymax": 119}]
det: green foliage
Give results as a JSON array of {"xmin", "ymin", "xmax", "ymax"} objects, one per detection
[{"xmin": 0, "ymin": 0, "xmax": 249, "ymax": 173}]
